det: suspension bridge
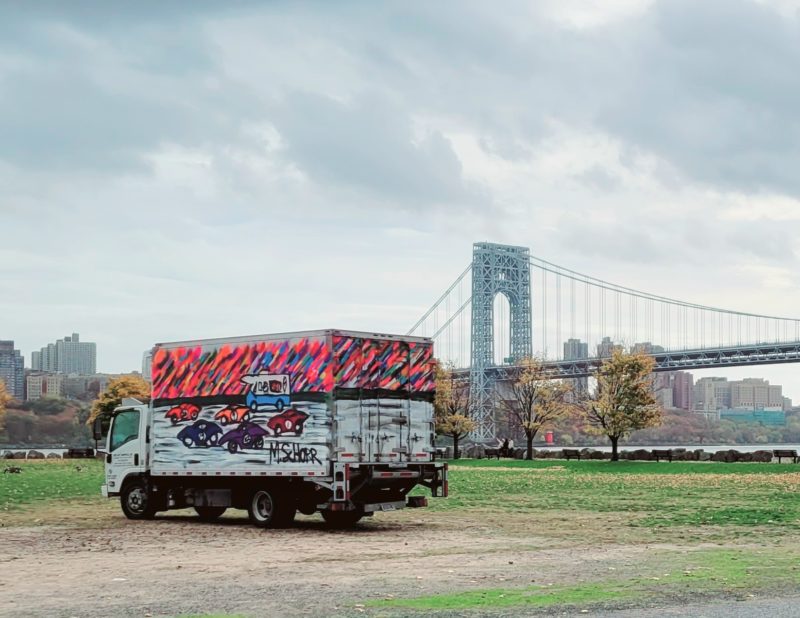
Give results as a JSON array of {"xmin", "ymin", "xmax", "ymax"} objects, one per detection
[{"xmin": 408, "ymin": 242, "xmax": 800, "ymax": 442}]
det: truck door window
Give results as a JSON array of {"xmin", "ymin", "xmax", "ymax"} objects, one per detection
[{"xmin": 110, "ymin": 410, "xmax": 140, "ymax": 452}]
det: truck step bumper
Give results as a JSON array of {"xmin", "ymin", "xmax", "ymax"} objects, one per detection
[{"xmin": 363, "ymin": 500, "xmax": 406, "ymax": 513}]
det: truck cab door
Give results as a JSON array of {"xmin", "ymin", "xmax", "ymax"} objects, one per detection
[{"xmin": 105, "ymin": 406, "xmax": 148, "ymax": 495}]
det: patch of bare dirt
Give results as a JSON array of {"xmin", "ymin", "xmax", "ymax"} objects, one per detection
[{"xmin": 0, "ymin": 507, "xmax": 660, "ymax": 618}]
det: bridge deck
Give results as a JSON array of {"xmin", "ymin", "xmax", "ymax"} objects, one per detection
[{"xmin": 453, "ymin": 341, "xmax": 800, "ymax": 379}]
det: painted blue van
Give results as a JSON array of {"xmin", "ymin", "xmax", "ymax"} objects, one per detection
[{"xmin": 242, "ymin": 372, "xmax": 291, "ymax": 411}]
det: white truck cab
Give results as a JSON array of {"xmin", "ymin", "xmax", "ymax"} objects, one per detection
[{"xmin": 99, "ymin": 399, "xmax": 149, "ymax": 503}]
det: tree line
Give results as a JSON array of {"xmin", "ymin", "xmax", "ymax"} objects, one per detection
[
  {"xmin": 0, "ymin": 375, "xmax": 151, "ymax": 446},
  {"xmin": 435, "ymin": 348, "xmax": 662, "ymax": 461}
]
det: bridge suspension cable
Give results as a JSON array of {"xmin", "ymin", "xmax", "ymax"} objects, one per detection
[
  {"xmin": 529, "ymin": 254, "xmax": 800, "ymax": 362},
  {"xmin": 408, "ymin": 249, "xmax": 800, "ymax": 369}
]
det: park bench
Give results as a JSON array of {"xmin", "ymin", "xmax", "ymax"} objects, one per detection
[
  {"xmin": 66, "ymin": 448, "xmax": 94, "ymax": 459},
  {"xmin": 562, "ymin": 449, "xmax": 581, "ymax": 461},
  {"xmin": 652, "ymin": 449, "xmax": 673, "ymax": 462},
  {"xmin": 772, "ymin": 449, "xmax": 798, "ymax": 463}
]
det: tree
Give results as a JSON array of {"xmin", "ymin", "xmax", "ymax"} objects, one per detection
[
  {"xmin": 501, "ymin": 358, "xmax": 572, "ymax": 460},
  {"xmin": 88, "ymin": 375, "xmax": 151, "ymax": 424},
  {"xmin": 0, "ymin": 378, "xmax": 10, "ymax": 435},
  {"xmin": 582, "ymin": 349, "xmax": 663, "ymax": 461},
  {"xmin": 434, "ymin": 362, "xmax": 475, "ymax": 459}
]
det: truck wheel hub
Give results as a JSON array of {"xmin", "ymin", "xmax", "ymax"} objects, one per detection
[{"xmin": 128, "ymin": 488, "xmax": 146, "ymax": 511}]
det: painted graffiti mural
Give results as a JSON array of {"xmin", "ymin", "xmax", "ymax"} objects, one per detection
[
  {"xmin": 332, "ymin": 336, "xmax": 435, "ymax": 391},
  {"xmin": 152, "ymin": 337, "xmax": 332, "ymax": 400},
  {"xmin": 151, "ymin": 333, "xmax": 434, "ymax": 472}
]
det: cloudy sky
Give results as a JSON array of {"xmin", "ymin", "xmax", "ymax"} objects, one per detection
[{"xmin": 2, "ymin": 1, "xmax": 800, "ymax": 396}]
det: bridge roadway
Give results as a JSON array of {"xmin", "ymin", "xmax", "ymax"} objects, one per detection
[{"xmin": 454, "ymin": 341, "xmax": 800, "ymax": 380}]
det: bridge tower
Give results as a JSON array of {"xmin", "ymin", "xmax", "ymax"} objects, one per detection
[{"xmin": 470, "ymin": 242, "xmax": 532, "ymax": 441}]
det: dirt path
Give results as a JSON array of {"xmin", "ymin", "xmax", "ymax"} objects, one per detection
[{"xmin": 0, "ymin": 509, "xmax": 655, "ymax": 618}]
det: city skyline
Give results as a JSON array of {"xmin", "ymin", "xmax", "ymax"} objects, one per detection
[{"xmin": 4, "ymin": 330, "xmax": 799, "ymax": 407}]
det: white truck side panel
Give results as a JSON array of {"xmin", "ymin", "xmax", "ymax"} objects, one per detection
[{"xmin": 333, "ymin": 398, "xmax": 434, "ymax": 463}]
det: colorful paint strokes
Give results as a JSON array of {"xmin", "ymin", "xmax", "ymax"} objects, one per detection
[
  {"xmin": 152, "ymin": 337, "xmax": 332, "ymax": 400},
  {"xmin": 152, "ymin": 334, "xmax": 434, "ymax": 402}
]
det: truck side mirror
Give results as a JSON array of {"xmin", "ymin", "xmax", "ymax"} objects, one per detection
[{"xmin": 93, "ymin": 417, "xmax": 105, "ymax": 442}]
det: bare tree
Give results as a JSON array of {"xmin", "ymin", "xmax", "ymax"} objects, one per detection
[
  {"xmin": 582, "ymin": 349, "xmax": 663, "ymax": 461},
  {"xmin": 501, "ymin": 358, "xmax": 573, "ymax": 460},
  {"xmin": 434, "ymin": 362, "xmax": 475, "ymax": 459}
]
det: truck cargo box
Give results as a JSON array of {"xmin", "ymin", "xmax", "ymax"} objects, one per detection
[{"xmin": 149, "ymin": 330, "xmax": 435, "ymax": 477}]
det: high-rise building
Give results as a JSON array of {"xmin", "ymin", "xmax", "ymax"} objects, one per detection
[
  {"xmin": 693, "ymin": 377, "xmax": 730, "ymax": 412},
  {"xmin": 563, "ymin": 338, "xmax": 589, "ymax": 396},
  {"xmin": 142, "ymin": 350, "xmax": 153, "ymax": 382},
  {"xmin": 0, "ymin": 340, "xmax": 25, "ymax": 399},
  {"xmin": 632, "ymin": 342, "xmax": 666, "ymax": 354},
  {"xmin": 31, "ymin": 333, "xmax": 96, "ymax": 375},
  {"xmin": 729, "ymin": 378, "xmax": 783, "ymax": 410},
  {"xmin": 653, "ymin": 372, "xmax": 674, "ymax": 408},
  {"xmin": 26, "ymin": 373, "xmax": 65, "ymax": 400},
  {"xmin": 671, "ymin": 371, "xmax": 694, "ymax": 411},
  {"xmin": 597, "ymin": 337, "xmax": 620, "ymax": 358}
]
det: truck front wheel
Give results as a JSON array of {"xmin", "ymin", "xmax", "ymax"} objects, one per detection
[
  {"xmin": 121, "ymin": 479, "xmax": 156, "ymax": 520},
  {"xmin": 248, "ymin": 488, "xmax": 295, "ymax": 529}
]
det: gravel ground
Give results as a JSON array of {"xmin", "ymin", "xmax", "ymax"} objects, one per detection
[
  {"xmin": 0, "ymin": 508, "xmax": 656, "ymax": 618},
  {"xmin": 592, "ymin": 595, "xmax": 800, "ymax": 618},
  {"xmin": 2, "ymin": 506, "xmax": 797, "ymax": 618}
]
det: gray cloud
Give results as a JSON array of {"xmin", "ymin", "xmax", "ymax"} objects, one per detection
[
  {"xmin": 3, "ymin": 0, "xmax": 800, "ymax": 377},
  {"xmin": 596, "ymin": 0, "xmax": 800, "ymax": 195}
]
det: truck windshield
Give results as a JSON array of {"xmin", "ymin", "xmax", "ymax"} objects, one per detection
[{"xmin": 110, "ymin": 410, "xmax": 140, "ymax": 452}]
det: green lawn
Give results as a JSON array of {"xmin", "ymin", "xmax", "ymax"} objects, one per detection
[
  {"xmin": 0, "ymin": 459, "xmax": 105, "ymax": 510},
  {"xmin": 415, "ymin": 459, "xmax": 800, "ymax": 529}
]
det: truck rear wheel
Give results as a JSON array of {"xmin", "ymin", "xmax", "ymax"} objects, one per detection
[
  {"xmin": 195, "ymin": 506, "xmax": 226, "ymax": 521},
  {"xmin": 248, "ymin": 488, "xmax": 295, "ymax": 529},
  {"xmin": 121, "ymin": 479, "xmax": 156, "ymax": 520},
  {"xmin": 321, "ymin": 506, "xmax": 364, "ymax": 528}
]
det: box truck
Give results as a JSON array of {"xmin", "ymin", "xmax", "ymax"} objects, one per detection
[{"xmin": 96, "ymin": 330, "xmax": 447, "ymax": 528}]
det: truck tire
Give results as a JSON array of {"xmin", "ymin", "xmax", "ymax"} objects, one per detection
[
  {"xmin": 195, "ymin": 506, "xmax": 226, "ymax": 521},
  {"xmin": 321, "ymin": 506, "xmax": 364, "ymax": 528},
  {"xmin": 120, "ymin": 479, "xmax": 157, "ymax": 520},
  {"xmin": 248, "ymin": 488, "xmax": 295, "ymax": 528}
]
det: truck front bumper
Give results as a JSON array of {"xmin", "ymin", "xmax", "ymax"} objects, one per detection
[{"xmin": 101, "ymin": 484, "xmax": 109, "ymax": 498}]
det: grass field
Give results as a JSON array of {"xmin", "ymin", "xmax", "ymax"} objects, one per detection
[
  {"xmin": 5, "ymin": 458, "xmax": 800, "ymax": 532},
  {"xmin": 0, "ymin": 459, "xmax": 104, "ymax": 511},
  {"xmin": 5, "ymin": 457, "xmax": 800, "ymax": 613},
  {"xmin": 420, "ymin": 459, "xmax": 800, "ymax": 532}
]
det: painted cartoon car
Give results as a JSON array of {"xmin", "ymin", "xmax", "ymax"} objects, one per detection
[
  {"xmin": 176, "ymin": 420, "xmax": 223, "ymax": 448},
  {"xmin": 241, "ymin": 372, "xmax": 291, "ymax": 411},
  {"xmin": 214, "ymin": 405, "xmax": 250, "ymax": 426},
  {"xmin": 267, "ymin": 408, "xmax": 309, "ymax": 436},
  {"xmin": 218, "ymin": 421, "xmax": 270, "ymax": 453},
  {"xmin": 165, "ymin": 403, "xmax": 201, "ymax": 425}
]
